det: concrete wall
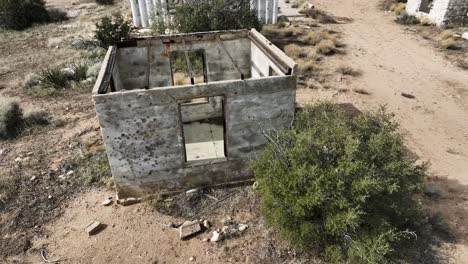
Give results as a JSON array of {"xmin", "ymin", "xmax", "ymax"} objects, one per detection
[
  {"xmin": 94, "ymin": 76, "xmax": 296, "ymax": 197},
  {"xmin": 115, "ymin": 38, "xmax": 251, "ymax": 90},
  {"xmin": 406, "ymin": 0, "xmax": 468, "ymax": 26}
]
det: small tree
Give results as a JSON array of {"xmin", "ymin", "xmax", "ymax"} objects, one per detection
[
  {"xmin": 0, "ymin": 0, "xmax": 49, "ymax": 30},
  {"xmin": 253, "ymin": 103, "xmax": 427, "ymax": 263},
  {"xmin": 173, "ymin": 0, "xmax": 262, "ymax": 33},
  {"xmin": 94, "ymin": 12, "xmax": 131, "ymax": 47}
]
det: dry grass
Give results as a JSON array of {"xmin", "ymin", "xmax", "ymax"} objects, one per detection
[
  {"xmin": 304, "ymin": 30, "xmax": 336, "ymax": 45},
  {"xmin": 299, "ymin": 7, "xmax": 337, "ymax": 24},
  {"xmin": 173, "ymin": 72, "xmax": 190, "ymax": 85},
  {"xmin": 438, "ymin": 30, "xmax": 454, "ymax": 40},
  {"xmin": 337, "ymin": 65, "xmax": 363, "ymax": 76},
  {"xmin": 420, "ymin": 17, "xmax": 434, "ymax": 26},
  {"xmin": 297, "ymin": 59, "xmax": 319, "ymax": 74},
  {"xmin": 390, "ymin": 3, "xmax": 406, "ymax": 15},
  {"xmin": 439, "ymin": 38, "xmax": 458, "ymax": 50},
  {"xmin": 284, "ymin": 44, "xmax": 306, "ymax": 58},
  {"xmin": 316, "ymin": 39, "xmax": 337, "ymax": 55},
  {"xmin": 458, "ymin": 57, "xmax": 468, "ymax": 70}
]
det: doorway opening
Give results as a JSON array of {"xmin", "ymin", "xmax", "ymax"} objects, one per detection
[{"xmin": 179, "ymin": 96, "xmax": 226, "ymax": 163}]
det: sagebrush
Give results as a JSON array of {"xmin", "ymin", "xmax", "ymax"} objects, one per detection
[
  {"xmin": 94, "ymin": 12, "xmax": 131, "ymax": 47},
  {"xmin": 171, "ymin": 0, "xmax": 262, "ymax": 33},
  {"xmin": 0, "ymin": 0, "xmax": 49, "ymax": 30},
  {"xmin": 253, "ymin": 103, "xmax": 427, "ymax": 263}
]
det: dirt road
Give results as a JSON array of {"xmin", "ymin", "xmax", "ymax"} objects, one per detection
[{"xmin": 296, "ymin": 0, "xmax": 468, "ymax": 262}]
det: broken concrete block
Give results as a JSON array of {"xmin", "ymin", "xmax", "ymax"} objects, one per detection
[
  {"xmin": 85, "ymin": 221, "xmax": 103, "ymax": 235},
  {"xmin": 117, "ymin": 197, "xmax": 142, "ymax": 206},
  {"xmin": 202, "ymin": 220, "xmax": 210, "ymax": 229},
  {"xmin": 210, "ymin": 231, "xmax": 222, "ymax": 242},
  {"xmin": 462, "ymin": 32, "xmax": 468, "ymax": 41},
  {"xmin": 179, "ymin": 220, "xmax": 202, "ymax": 239},
  {"xmin": 238, "ymin": 224, "xmax": 248, "ymax": 232},
  {"xmin": 102, "ymin": 198, "xmax": 113, "ymax": 206}
]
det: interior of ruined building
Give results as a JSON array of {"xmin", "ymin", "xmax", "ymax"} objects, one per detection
[{"xmin": 93, "ymin": 29, "xmax": 297, "ymax": 198}]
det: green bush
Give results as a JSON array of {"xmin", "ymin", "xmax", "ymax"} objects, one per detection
[
  {"xmin": 0, "ymin": 97, "xmax": 23, "ymax": 139},
  {"xmin": 253, "ymin": 103, "xmax": 426, "ymax": 263},
  {"xmin": 94, "ymin": 12, "xmax": 131, "ymax": 47},
  {"xmin": 0, "ymin": 0, "xmax": 49, "ymax": 30},
  {"xmin": 172, "ymin": 0, "xmax": 262, "ymax": 33},
  {"xmin": 395, "ymin": 12, "xmax": 420, "ymax": 25}
]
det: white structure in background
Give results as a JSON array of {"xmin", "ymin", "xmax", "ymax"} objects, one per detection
[
  {"xmin": 406, "ymin": 0, "xmax": 468, "ymax": 26},
  {"xmin": 129, "ymin": 0, "xmax": 279, "ymax": 28}
]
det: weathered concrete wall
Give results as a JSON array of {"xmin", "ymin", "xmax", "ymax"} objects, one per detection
[
  {"xmin": 444, "ymin": 0, "xmax": 468, "ymax": 25},
  {"xmin": 94, "ymin": 76, "xmax": 296, "ymax": 197},
  {"xmin": 180, "ymin": 98, "xmax": 223, "ymax": 123},
  {"xmin": 251, "ymin": 42, "xmax": 284, "ymax": 77},
  {"xmin": 115, "ymin": 38, "xmax": 251, "ymax": 90},
  {"xmin": 406, "ymin": 0, "xmax": 468, "ymax": 26}
]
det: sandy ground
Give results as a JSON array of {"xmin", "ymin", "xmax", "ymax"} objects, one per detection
[{"xmin": 2, "ymin": 0, "xmax": 468, "ymax": 263}]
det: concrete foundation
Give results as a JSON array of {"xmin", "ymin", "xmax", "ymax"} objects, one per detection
[
  {"xmin": 406, "ymin": 0, "xmax": 468, "ymax": 26},
  {"xmin": 93, "ymin": 29, "xmax": 297, "ymax": 198}
]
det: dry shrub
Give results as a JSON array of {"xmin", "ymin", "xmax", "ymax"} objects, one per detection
[
  {"xmin": 316, "ymin": 39, "xmax": 337, "ymax": 55},
  {"xmin": 304, "ymin": 30, "xmax": 336, "ymax": 45},
  {"xmin": 438, "ymin": 30, "xmax": 454, "ymax": 40},
  {"xmin": 300, "ymin": 7, "xmax": 337, "ymax": 24},
  {"xmin": 284, "ymin": 44, "xmax": 306, "ymax": 58},
  {"xmin": 458, "ymin": 57, "xmax": 468, "ymax": 70},
  {"xmin": 173, "ymin": 72, "xmax": 190, "ymax": 85},
  {"xmin": 439, "ymin": 38, "xmax": 458, "ymax": 49},
  {"xmin": 297, "ymin": 59, "xmax": 319, "ymax": 74},
  {"xmin": 390, "ymin": 3, "xmax": 406, "ymax": 15},
  {"xmin": 419, "ymin": 17, "xmax": 433, "ymax": 26},
  {"xmin": 337, "ymin": 65, "xmax": 363, "ymax": 76}
]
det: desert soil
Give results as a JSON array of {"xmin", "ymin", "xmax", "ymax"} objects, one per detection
[{"xmin": 2, "ymin": 0, "xmax": 468, "ymax": 263}]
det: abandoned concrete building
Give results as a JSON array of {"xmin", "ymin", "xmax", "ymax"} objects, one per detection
[
  {"xmin": 406, "ymin": 0, "xmax": 468, "ymax": 26},
  {"xmin": 92, "ymin": 29, "xmax": 297, "ymax": 198}
]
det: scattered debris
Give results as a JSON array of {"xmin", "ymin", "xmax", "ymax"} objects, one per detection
[
  {"xmin": 353, "ymin": 88, "xmax": 371, "ymax": 95},
  {"xmin": 210, "ymin": 231, "xmax": 222, "ymax": 242},
  {"xmin": 238, "ymin": 224, "xmax": 249, "ymax": 232},
  {"xmin": 252, "ymin": 181, "xmax": 259, "ymax": 190},
  {"xmin": 189, "ymin": 256, "xmax": 196, "ymax": 261},
  {"xmin": 117, "ymin": 197, "xmax": 142, "ymax": 206},
  {"xmin": 48, "ymin": 195, "xmax": 53, "ymax": 199},
  {"xmin": 85, "ymin": 221, "xmax": 104, "ymax": 235},
  {"xmin": 40, "ymin": 248, "xmax": 60, "ymax": 263},
  {"xmin": 203, "ymin": 219, "xmax": 210, "ymax": 229},
  {"xmin": 66, "ymin": 170, "xmax": 74, "ymax": 176},
  {"xmin": 462, "ymin": 32, "xmax": 468, "ymax": 41},
  {"xmin": 30, "ymin": 175, "xmax": 37, "ymax": 182},
  {"xmin": 102, "ymin": 198, "xmax": 113, "ymax": 206},
  {"xmin": 401, "ymin": 92, "xmax": 416, "ymax": 99},
  {"xmin": 186, "ymin": 188, "xmax": 200, "ymax": 196},
  {"xmin": 179, "ymin": 220, "xmax": 202, "ymax": 239}
]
